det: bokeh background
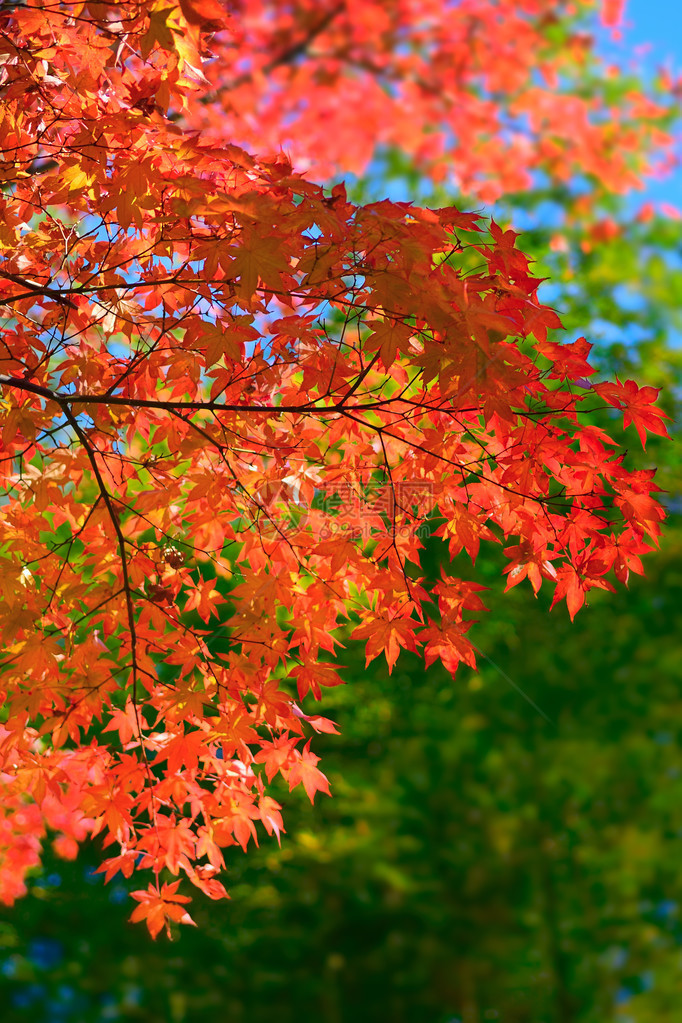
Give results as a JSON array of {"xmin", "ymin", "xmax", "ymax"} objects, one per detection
[{"xmin": 1, "ymin": 3, "xmax": 680, "ymax": 1021}]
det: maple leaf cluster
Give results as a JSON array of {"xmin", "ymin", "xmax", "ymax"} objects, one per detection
[
  {"xmin": 0, "ymin": 2, "xmax": 669, "ymax": 935},
  {"xmin": 184, "ymin": 0, "xmax": 675, "ymax": 205}
]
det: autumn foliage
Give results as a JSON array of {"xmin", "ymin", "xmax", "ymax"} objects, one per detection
[
  {"xmin": 183, "ymin": 0, "xmax": 674, "ymax": 202},
  {"xmin": 0, "ymin": 2, "xmax": 670, "ymax": 936}
]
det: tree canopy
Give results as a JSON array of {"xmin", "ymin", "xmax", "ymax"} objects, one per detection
[{"xmin": 0, "ymin": 0, "xmax": 672, "ymax": 938}]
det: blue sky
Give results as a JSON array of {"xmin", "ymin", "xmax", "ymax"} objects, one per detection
[
  {"xmin": 626, "ymin": 0, "xmax": 681, "ymax": 69},
  {"xmin": 616, "ymin": 0, "xmax": 681, "ymax": 206}
]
